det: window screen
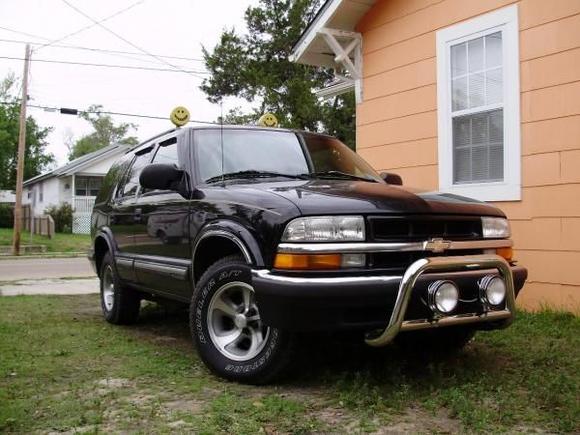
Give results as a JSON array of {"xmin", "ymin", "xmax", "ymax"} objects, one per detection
[
  {"xmin": 450, "ymin": 31, "xmax": 504, "ymax": 184},
  {"xmin": 76, "ymin": 176, "xmax": 103, "ymax": 196}
]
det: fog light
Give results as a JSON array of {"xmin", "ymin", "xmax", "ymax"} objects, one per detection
[
  {"xmin": 479, "ymin": 275, "xmax": 506, "ymax": 307},
  {"xmin": 428, "ymin": 280, "xmax": 459, "ymax": 314}
]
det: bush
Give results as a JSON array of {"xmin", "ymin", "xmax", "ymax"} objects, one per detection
[
  {"xmin": 0, "ymin": 203, "xmax": 13, "ymax": 228},
  {"xmin": 45, "ymin": 203, "xmax": 74, "ymax": 233}
]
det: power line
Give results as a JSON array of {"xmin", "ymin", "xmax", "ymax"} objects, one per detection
[
  {"xmin": 0, "ymin": 25, "xmax": 49, "ymax": 42},
  {"xmin": 0, "ymin": 36, "xmax": 205, "ymax": 63},
  {"xmin": 0, "ymin": 23, "xmax": 180, "ymax": 68},
  {"xmin": 60, "ymin": 0, "xmax": 205, "ymax": 79},
  {"xmin": 0, "ymin": 55, "xmax": 209, "ymax": 75},
  {"xmin": 34, "ymin": 0, "xmax": 146, "ymax": 52},
  {"xmin": 0, "ymin": 100, "xmax": 221, "ymax": 125}
]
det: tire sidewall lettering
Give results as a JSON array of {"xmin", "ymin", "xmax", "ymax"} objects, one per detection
[{"xmin": 193, "ymin": 264, "xmax": 276, "ymax": 375}]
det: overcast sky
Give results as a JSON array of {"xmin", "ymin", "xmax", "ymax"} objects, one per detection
[{"xmin": 0, "ymin": 0, "xmax": 255, "ymax": 165}]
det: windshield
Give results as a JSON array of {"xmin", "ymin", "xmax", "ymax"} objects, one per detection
[
  {"xmin": 301, "ymin": 133, "xmax": 383, "ymax": 182},
  {"xmin": 195, "ymin": 129, "xmax": 383, "ymax": 183}
]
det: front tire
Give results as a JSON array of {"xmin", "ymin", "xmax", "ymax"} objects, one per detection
[
  {"xmin": 99, "ymin": 252, "xmax": 141, "ymax": 325},
  {"xmin": 190, "ymin": 255, "xmax": 294, "ymax": 384}
]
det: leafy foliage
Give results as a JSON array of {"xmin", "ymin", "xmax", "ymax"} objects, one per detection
[
  {"xmin": 44, "ymin": 202, "xmax": 73, "ymax": 233},
  {"xmin": 201, "ymin": 0, "xmax": 356, "ymax": 148},
  {"xmin": 0, "ymin": 203, "xmax": 13, "ymax": 228},
  {"xmin": 67, "ymin": 104, "xmax": 138, "ymax": 161},
  {"xmin": 0, "ymin": 74, "xmax": 55, "ymax": 190}
]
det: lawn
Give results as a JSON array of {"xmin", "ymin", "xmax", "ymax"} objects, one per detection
[
  {"xmin": 0, "ymin": 228, "xmax": 90, "ymax": 254},
  {"xmin": 0, "ymin": 295, "xmax": 578, "ymax": 433}
]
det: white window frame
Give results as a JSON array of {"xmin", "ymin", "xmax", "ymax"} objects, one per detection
[{"xmin": 436, "ymin": 5, "xmax": 521, "ymax": 201}]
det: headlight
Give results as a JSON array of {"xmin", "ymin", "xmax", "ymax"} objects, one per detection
[
  {"xmin": 481, "ymin": 217, "xmax": 510, "ymax": 238},
  {"xmin": 282, "ymin": 216, "xmax": 365, "ymax": 242}
]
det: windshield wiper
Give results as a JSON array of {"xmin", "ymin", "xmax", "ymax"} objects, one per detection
[
  {"xmin": 205, "ymin": 170, "xmax": 307, "ymax": 184},
  {"xmin": 303, "ymin": 170, "xmax": 378, "ymax": 183}
]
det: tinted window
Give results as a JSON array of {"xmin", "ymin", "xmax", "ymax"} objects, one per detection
[
  {"xmin": 120, "ymin": 149, "xmax": 153, "ymax": 197},
  {"xmin": 152, "ymin": 137, "xmax": 179, "ymax": 166},
  {"xmin": 302, "ymin": 134, "xmax": 382, "ymax": 182},
  {"xmin": 195, "ymin": 130, "xmax": 308, "ymax": 182}
]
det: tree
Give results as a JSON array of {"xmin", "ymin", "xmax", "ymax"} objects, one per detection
[
  {"xmin": 201, "ymin": 0, "xmax": 356, "ymax": 148},
  {"xmin": 0, "ymin": 73, "xmax": 55, "ymax": 190},
  {"xmin": 68, "ymin": 104, "xmax": 138, "ymax": 160}
]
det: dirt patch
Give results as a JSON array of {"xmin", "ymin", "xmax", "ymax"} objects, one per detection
[
  {"xmin": 167, "ymin": 419, "xmax": 189, "ymax": 429},
  {"xmin": 94, "ymin": 378, "xmax": 133, "ymax": 396},
  {"xmin": 314, "ymin": 407, "xmax": 351, "ymax": 427},
  {"xmin": 308, "ymin": 405, "xmax": 462, "ymax": 434},
  {"xmin": 96, "ymin": 378, "xmax": 132, "ymax": 388},
  {"xmin": 164, "ymin": 398, "xmax": 204, "ymax": 414},
  {"xmin": 373, "ymin": 407, "xmax": 461, "ymax": 434}
]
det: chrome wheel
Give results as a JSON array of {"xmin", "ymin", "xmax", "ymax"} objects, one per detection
[
  {"xmin": 207, "ymin": 281, "xmax": 270, "ymax": 361},
  {"xmin": 102, "ymin": 265, "xmax": 115, "ymax": 312}
]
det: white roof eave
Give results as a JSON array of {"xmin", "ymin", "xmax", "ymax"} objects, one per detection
[
  {"xmin": 23, "ymin": 144, "xmax": 129, "ymax": 187},
  {"xmin": 290, "ymin": 0, "xmax": 376, "ymax": 68}
]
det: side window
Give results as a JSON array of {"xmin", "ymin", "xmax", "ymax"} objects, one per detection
[
  {"xmin": 152, "ymin": 137, "xmax": 179, "ymax": 166},
  {"xmin": 118, "ymin": 149, "xmax": 153, "ymax": 198}
]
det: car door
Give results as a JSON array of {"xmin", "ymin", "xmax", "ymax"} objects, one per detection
[
  {"xmin": 132, "ymin": 132, "xmax": 192, "ymax": 300},
  {"xmin": 109, "ymin": 145, "xmax": 155, "ymax": 282}
]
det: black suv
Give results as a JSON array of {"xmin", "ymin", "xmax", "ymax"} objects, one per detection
[{"xmin": 89, "ymin": 126, "xmax": 527, "ymax": 383}]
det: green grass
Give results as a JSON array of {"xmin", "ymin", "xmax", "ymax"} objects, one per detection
[
  {"xmin": 0, "ymin": 228, "xmax": 90, "ymax": 253},
  {"xmin": 0, "ymin": 295, "xmax": 578, "ymax": 433}
]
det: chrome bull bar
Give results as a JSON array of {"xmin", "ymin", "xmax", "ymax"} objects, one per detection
[{"xmin": 364, "ymin": 254, "xmax": 516, "ymax": 347}]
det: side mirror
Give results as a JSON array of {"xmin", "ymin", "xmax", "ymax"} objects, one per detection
[
  {"xmin": 380, "ymin": 172, "xmax": 403, "ymax": 185},
  {"xmin": 140, "ymin": 163, "xmax": 187, "ymax": 193}
]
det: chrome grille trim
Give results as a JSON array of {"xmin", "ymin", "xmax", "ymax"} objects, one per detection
[{"xmin": 277, "ymin": 239, "xmax": 512, "ymax": 254}]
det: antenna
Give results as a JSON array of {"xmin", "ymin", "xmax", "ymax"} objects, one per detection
[{"xmin": 220, "ymin": 101, "xmax": 224, "ymax": 184}]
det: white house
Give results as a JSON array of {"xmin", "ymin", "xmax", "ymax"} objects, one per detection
[
  {"xmin": 23, "ymin": 144, "xmax": 130, "ymax": 234},
  {"xmin": 0, "ymin": 190, "xmax": 15, "ymax": 203}
]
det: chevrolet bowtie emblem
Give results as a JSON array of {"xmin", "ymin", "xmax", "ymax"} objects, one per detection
[{"xmin": 424, "ymin": 238, "xmax": 452, "ymax": 253}]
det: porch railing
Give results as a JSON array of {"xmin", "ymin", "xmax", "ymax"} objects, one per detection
[{"xmin": 73, "ymin": 196, "xmax": 96, "ymax": 234}]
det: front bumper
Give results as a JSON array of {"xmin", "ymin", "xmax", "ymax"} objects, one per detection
[{"xmin": 252, "ymin": 254, "xmax": 527, "ymax": 342}]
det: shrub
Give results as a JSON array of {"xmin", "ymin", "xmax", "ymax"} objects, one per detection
[
  {"xmin": 0, "ymin": 203, "xmax": 13, "ymax": 228},
  {"xmin": 45, "ymin": 203, "xmax": 74, "ymax": 233}
]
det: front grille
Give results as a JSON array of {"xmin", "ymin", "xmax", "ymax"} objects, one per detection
[
  {"xmin": 369, "ymin": 249, "xmax": 484, "ymax": 273},
  {"xmin": 368, "ymin": 215, "xmax": 482, "ymax": 242}
]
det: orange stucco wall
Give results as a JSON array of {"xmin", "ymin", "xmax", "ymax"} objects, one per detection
[{"xmin": 355, "ymin": 0, "xmax": 580, "ymax": 312}]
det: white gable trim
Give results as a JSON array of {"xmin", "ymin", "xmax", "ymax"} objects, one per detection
[{"xmin": 290, "ymin": 0, "xmax": 345, "ymax": 64}]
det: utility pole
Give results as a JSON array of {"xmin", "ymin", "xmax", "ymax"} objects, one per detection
[{"xmin": 12, "ymin": 44, "xmax": 31, "ymax": 256}]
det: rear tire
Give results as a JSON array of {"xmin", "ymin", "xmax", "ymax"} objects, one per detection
[
  {"xmin": 99, "ymin": 252, "xmax": 141, "ymax": 325},
  {"xmin": 396, "ymin": 326, "xmax": 476, "ymax": 354},
  {"xmin": 190, "ymin": 255, "xmax": 294, "ymax": 384}
]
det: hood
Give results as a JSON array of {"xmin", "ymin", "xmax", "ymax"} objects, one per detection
[{"xmin": 245, "ymin": 179, "xmax": 505, "ymax": 217}]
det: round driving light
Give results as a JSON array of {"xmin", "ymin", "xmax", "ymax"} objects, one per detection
[
  {"xmin": 479, "ymin": 275, "xmax": 506, "ymax": 307},
  {"xmin": 428, "ymin": 280, "xmax": 459, "ymax": 314}
]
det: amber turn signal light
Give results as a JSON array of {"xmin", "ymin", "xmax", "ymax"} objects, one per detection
[
  {"xmin": 274, "ymin": 253, "xmax": 342, "ymax": 270},
  {"xmin": 496, "ymin": 247, "xmax": 513, "ymax": 261}
]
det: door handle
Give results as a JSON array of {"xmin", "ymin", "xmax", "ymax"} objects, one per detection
[{"xmin": 134, "ymin": 208, "xmax": 142, "ymax": 222}]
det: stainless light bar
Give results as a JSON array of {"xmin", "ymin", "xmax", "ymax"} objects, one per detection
[
  {"xmin": 278, "ymin": 239, "xmax": 512, "ymax": 254},
  {"xmin": 364, "ymin": 254, "xmax": 516, "ymax": 347}
]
